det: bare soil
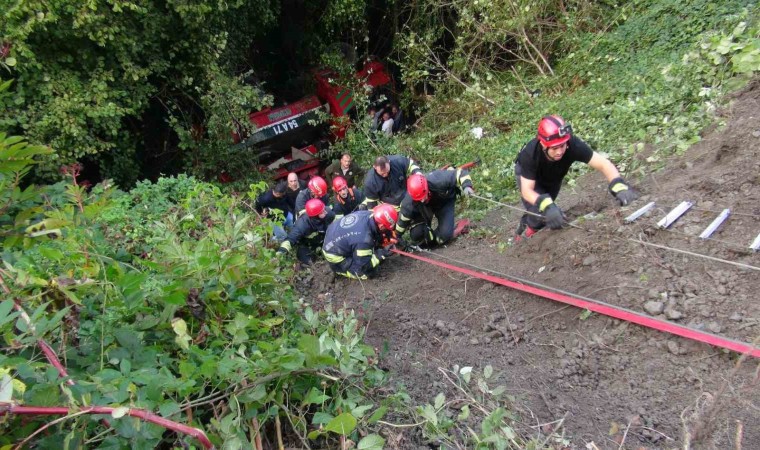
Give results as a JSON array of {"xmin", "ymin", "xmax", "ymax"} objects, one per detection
[{"xmin": 303, "ymin": 80, "xmax": 760, "ymax": 449}]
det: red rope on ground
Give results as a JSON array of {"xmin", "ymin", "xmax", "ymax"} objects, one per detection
[
  {"xmin": 1, "ymin": 405, "xmax": 215, "ymax": 449},
  {"xmin": 392, "ymin": 249, "xmax": 760, "ymax": 358}
]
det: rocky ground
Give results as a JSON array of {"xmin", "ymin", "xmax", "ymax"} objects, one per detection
[{"xmin": 300, "ymin": 80, "xmax": 760, "ymax": 449}]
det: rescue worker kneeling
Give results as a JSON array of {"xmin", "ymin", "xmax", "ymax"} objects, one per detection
[
  {"xmin": 295, "ymin": 176, "xmax": 331, "ymax": 218},
  {"xmin": 322, "ymin": 204, "xmax": 398, "ymax": 280},
  {"xmin": 397, "ymin": 169, "xmax": 474, "ymax": 247},
  {"xmin": 277, "ymin": 199, "xmax": 335, "ymax": 264}
]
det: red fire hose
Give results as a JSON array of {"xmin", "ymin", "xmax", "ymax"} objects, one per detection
[
  {"xmin": 392, "ymin": 249, "xmax": 760, "ymax": 358},
  {"xmin": 6, "ymin": 301, "xmax": 215, "ymax": 449},
  {"xmin": 1, "ymin": 405, "xmax": 215, "ymax": 449}
]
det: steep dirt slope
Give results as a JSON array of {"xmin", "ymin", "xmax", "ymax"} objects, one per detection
[{"xmin": 302, "ymin": 80, "xmax": 760, "ymax": 449}]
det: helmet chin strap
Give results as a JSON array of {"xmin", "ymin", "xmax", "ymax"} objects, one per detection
[{"xmin": 541, "ymin": 144, "xmax": 557, "ymax": 163}]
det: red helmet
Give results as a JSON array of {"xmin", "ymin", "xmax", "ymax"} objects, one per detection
[
  {"xmin": 537, "ymin": 115, "xmax": 572, "ymax": 147},
  {"xmin": 305, "ymin": 199, "xmax": 326, "ymax": 218},
  {"xmin": 407, "ymin": 174, "xmax": 429, "ymax": 202},
  {"xmin": 332, "ymin": 176, "xmax": 348, "ymax": 192},
  {"xmin": 373, "ymin": 204, "xmax": 398, "ymax": 230},
  {"xmin": 308, "ymin": 176, "xmax": 327, "ymax": 197}
]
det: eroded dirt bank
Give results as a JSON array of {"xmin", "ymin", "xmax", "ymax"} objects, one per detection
[{"xmin": 301, "ymin": 80, "xmax": 760, "ymax": 449}]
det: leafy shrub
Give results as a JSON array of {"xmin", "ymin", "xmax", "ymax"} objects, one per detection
[{"xmin": 0, "ymin": 146, "xmax": 390, "ymax": 449}]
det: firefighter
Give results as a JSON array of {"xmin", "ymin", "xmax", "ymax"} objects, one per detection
[
  {"xmin": 324, "ymin": 153, "xmax": 365, "ymax": 189},
  {"xmin": 362, "ymin": 155, "xmax": 422, "ymax": 209},
  {"xmin": 331, "ymin": 176, "xmax": 366, "ymax": 219},
  {"xmin": 515, "ymin": 115, "xmax": 638, "ymax": 239},
  {"xmin": 322, "ymin": 204, "xmax": 398, "ymax": 280},
  {"xmin": 397, "ymin": 169, "xmax": 475, "ymax": 246},
  {"xmin": 294, "ymin": 176, "xmax": 331, "ymax": 218},
  {"xmin": 276, "ymin": 199, "xmax": 335, "ymax": 264}
]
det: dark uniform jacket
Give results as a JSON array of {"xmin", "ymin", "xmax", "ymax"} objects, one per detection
[
  {"xmin": 332, "ymin": 187, "xmax": 366, "ymax": 219},
  {"xmin": 362, "ymin": 155, "xmax": 421, "ymax": 208},
  {"xmin": 294, "ymin": 189, "xmax": 331, "ymax": 218},
  {"xmin": 255, "ymin": 189, "xmax": 291, "ymax": 215},
  {"xmin": 278, "ymin": 209, "xmax": 336, "ymax": 253},
  {"xmin": 322, "ymin": 211, "xmax": 385, "ymax": 279},
  {"xmin": 396, "ymin": 168, "xmax": 472, "ymax": 234},
  {"xmin": 324, "ymin": 160, "xmax": 365, "ymax": 188}
]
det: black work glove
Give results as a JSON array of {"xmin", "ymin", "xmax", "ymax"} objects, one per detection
[
  {"xmin": 375, "ymin": 247, "xmax": 392, "ymax": 260},
  {"xmin": 395, "ymin": 236, "xmax": 410, "ymax": 251},
  {"xmin": 543, "ymin": 203, "xmax": 564, "ymax": 230},
  {"xmin": 608, "ymin": 177, "xmax": 638, "ymax": 206},
  {"xmin": 536, "ymin": 194, "xmax": 564, "ymax": 230}
]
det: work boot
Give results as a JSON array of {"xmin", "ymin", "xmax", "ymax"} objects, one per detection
[
  {"xmin": 453, "ymin": 219, "xmax": 471, "ymax": 238},
  {"xmin": 514, "ymin": 218, "xmax": 538, "ymax": 242}
]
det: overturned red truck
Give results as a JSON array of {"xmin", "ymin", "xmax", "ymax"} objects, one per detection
[{"xmin": 231, "ymin": 60, "xmax": 392, "ymax": 180}]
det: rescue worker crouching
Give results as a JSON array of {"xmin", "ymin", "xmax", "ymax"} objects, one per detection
[
  {"xmin": 397, "ymin": 169, "xmax": 475, "ymax": 247},
  {"xmin": 277, "ymin": 199, "xmax": 335, "ymax": 264},
  {"xmin": 331, "ymin": 176, "xmax": 366, "ymax": 219},
  {"xmin": 322, "ymin": 204, "xmax": 398, "ymax": 280},
  {"xmin": 295, "ymin": 176, "xmax": 331, "ymax": 219},
  {"xmin": 362, "ymin": 155, "xmax": 422, "ymax": 209},
  {"xmin": 515, "ymin": 115, "xmax": 638, "ymax": 239}
]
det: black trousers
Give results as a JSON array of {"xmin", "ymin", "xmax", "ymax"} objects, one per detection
[
  {"xmin": 296, "ymin": 238, "xmax": 324, "ymax": 264},
  {"xmin": 408, "ymin": 197, "xmax": 457, "ymax": 245},
  {"xmin": 514, "ymin": 163, "xmax": 560, "ymax": 230}
]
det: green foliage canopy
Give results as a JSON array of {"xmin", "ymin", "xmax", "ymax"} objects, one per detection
[{"xmin": 1, "ymin": 0, "xmax": 278, "ymax": 186}]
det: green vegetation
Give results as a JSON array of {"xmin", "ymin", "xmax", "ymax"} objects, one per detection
[
  {"xmin": 1, "ymin": 0, "xmax": 760, "ymax": 448},
  {"xmin": 0, "ymin": 147, "xmax": 391, "ymax": 448}
]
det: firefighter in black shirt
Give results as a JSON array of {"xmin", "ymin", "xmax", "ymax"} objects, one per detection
[
  {"xmin": 277, "ymin": 199, "xmax": 335, "ymax": 264},
  {"xmin": 322, "ymin": 204, "xmax": 398, "ymax": 280},
  {"xmin": 397, "ymin": 169, "xmax": 474, "ymax": 246},
  {"xmin": 331, "ymin": 176, "xmax": 366, "ymax": 219},
  {"xmin": 515, "ymin": 115, "xmax": 637, "ymax": 238},
  {"xmin": 362, "ymin": 155, "xmax": 422, "ymax": 209}
]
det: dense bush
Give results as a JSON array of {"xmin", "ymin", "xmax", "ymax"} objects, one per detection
[
  {"xmin": 0, "ymin": 0, "xmax": 278, "ymax": 186},
  {"xmin": 0, "ymin": 143, "xmax": 393, "ymax": 448}
]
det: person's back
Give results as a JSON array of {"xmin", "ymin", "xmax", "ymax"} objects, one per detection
[
  {"xmin": 425, "ymin": 169, "xmax": 472, "ymax": 203},
  {"xmin": 323, "ymin": 205, "xmax": 397, "ymax": 279},
  {"xmin": 322, "ymin": 211, "xmax": 377, "ymax": 277}
]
